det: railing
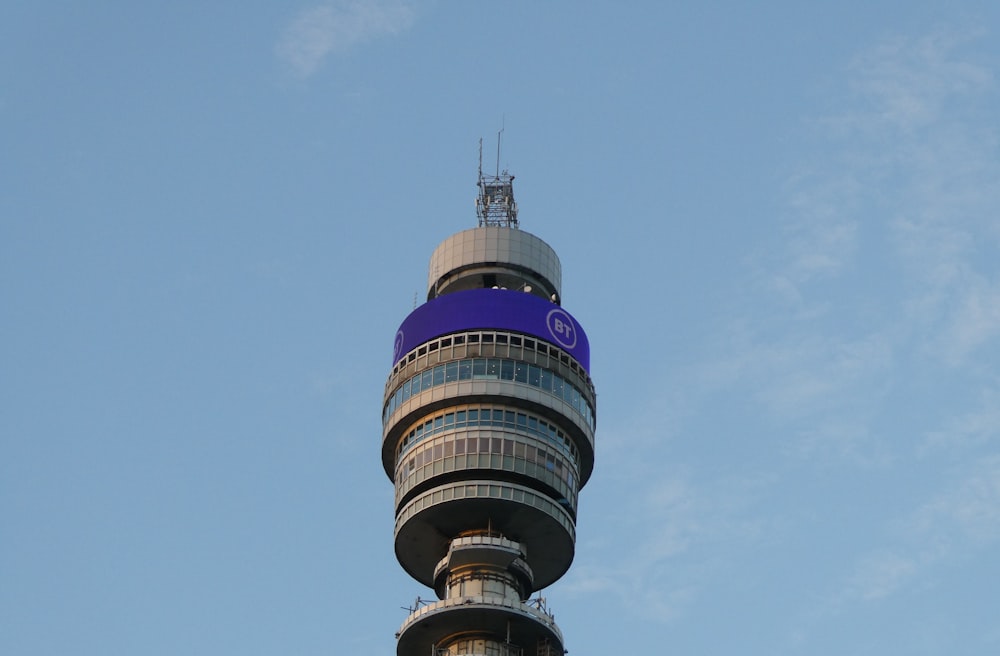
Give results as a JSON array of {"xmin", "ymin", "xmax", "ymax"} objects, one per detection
[
  {"xmin": 433, "ymin": 643, "xmax": 525, "ymax": 656},
  {"xmin": 398, "ymin": 595, "xmax": 562, "ymax": 645}
]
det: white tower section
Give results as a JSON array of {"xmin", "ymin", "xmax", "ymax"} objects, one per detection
[{"xmin": 427, "ymin": 227, "xmax": 562, "ymax": 304}]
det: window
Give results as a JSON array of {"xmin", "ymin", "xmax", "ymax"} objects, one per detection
[
  {"xmin": 472, "ymin": 359, "xmax": 487, "ymax": 378},
  {"xmin": 539, "ymin": 369, "xmax": 552, "ymax": 391}
]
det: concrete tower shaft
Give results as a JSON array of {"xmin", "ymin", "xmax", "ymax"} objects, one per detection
[{"xmin": 383, "ymin": 173, "xmax": 595, "ymax": 656}]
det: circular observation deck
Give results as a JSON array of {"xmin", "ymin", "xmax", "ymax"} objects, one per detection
[
  {"xmin": 393, "ymin": 479, "xmax": 576, "ymax": 591},
  {"xmin": 427, "ymin": 227, "xmax": 562, "ymax": 303},
  {"xmin": 396, "ymin": 594, "xmax": 563, "ymax": 656}
]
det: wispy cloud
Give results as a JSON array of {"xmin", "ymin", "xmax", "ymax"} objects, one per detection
[
  {"xmin": 846, "ymin": 549, "xmax": 919, "ymax": 600},
  {"xmin": 840, "ymin": 454, "xmax": 1000, "ymax": 603},
  {"xmin": 909, "ymin": 455, "xmax": 1000, "ymax": 546},
  {"xmin": 846, "ymin": 30, "xmax": 993, "ymax": 133},
  {"xmin": 554, "ymin": 28, "xmax": 999, "ymax": 639},
  {"xmin": 598, "ymin": 26, "xmax": 1000, "ymax": 627},
  {"xmin": 748, "ymin": 25, "xmax": 1000, "ymax": 419},
  {"xmin": 769, "ymin": 30, "xmax": 1000, "ymax": 613},
  {"xmin": 921, "ymin": 387, "xmax": 1000, "ymax": 454},
  {"xmin": 276, "ymin": 0, "xmax": 415, "ymax": 77},
  {"xmin": 563, "ymin": 453, "xmax": 772, "ymax": 622}
]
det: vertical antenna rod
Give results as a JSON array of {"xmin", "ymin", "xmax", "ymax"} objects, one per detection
[{"xmin": 496, "ymin": 127, "xmax": 502, "ymax": 177}]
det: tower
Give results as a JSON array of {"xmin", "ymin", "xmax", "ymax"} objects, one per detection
[{"xmin": 382, "ymin": 154, "xmax": 596, "ymax": 656}]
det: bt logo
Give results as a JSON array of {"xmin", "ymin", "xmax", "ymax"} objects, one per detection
[
  {"xmin": 393, "ymin": 330, "xmax": 405, "ymax": 363},
  {"xmin": 546, "ymin": 308, "xmax": 577, "ymax": 350}
]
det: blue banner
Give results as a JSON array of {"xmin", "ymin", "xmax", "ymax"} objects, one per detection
[{"xmin": 393, "ymin": 288, "xmax": 590, "ymax": 372}]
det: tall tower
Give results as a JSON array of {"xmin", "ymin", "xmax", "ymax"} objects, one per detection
[{"xmin": 382, "ymin": 155, "xmax": 596, "ymax": 656}]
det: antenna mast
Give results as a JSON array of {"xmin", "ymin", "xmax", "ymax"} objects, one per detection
[{"xmin": 475, "ymin": 132, "xmax": 518, "ymax": 228}]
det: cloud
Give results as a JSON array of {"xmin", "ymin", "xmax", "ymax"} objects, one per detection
[
  {"xmin": 276, "ymin": 1, "xmax": 415, "ymax": 77},
  {"xmin": 846, "ymin": 549, "xmax": 919, "ymax": 600},
  {"xmin": 921, "ymin": 387, "xmax": 1000, "ymax": 453},
  {"xmin": 778, "ymin": 171, "xmax": 861, "ymax": 288},
  {"xmin": 909, "ymin": 455, "xmax": 1000, "ymax": 546},
  {"xmin": 846, "ymin": 30, "xmax": 993, "ymax": 133},
  {"xmin": 567, "ymin": 26, "xmax": 1000, "ymax": 633},
  {"xmin": 743, "ymin": 25, "xmax": 1000, "ymax": 419},
  {"xmin": 840, "ymin": 455, "xmax": 1000, "ymax": 604},
  {"xmin": 563, "ymin": 455, "xmax": 771, "ymax": 623}
]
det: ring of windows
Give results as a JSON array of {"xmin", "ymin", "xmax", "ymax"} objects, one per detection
[
  {"xmin": 394, "ymin": 433, "xmax": 579, "ymax": 514},
  {"xmin": 390, "ymin": 330, "xmax": 592, "ymax": 388},
  {"xmin": 395, "ymin": 431, "xmax": 578, "ymax": 492},
  {"xmin": 395, "ymin": 405, "xmax": 579, "ymax": 463},
  {"xmin": 383, "ymin": 356, "xmax": 595, "ymax": 430},
  {"xmin": 395, "ymin": 482, "xmax": 576, "ymax": 543}
]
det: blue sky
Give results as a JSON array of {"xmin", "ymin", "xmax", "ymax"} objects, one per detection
[{"xmin": 3, "ymin": 2, "xmax": 1000, "ymax": 654}]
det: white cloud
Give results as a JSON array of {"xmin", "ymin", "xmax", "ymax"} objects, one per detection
[
  {"xmin": 779, "ymin": 171, "xmax": 861, "ymax": 288},
  {"xmin": 568, "ymin": 25, "xmax": 1000, "ymax": 635},
  {"xmin": 909, "ymin": 455, "xmax": 1000, "ymax": 546},
  {"xmin": 276, "ymin": 0, "xmax": 415, "ymax": 77},
  {"xmin": 847, "ymin": 30, "xmax": 993, "ymax": 133},
  {"xmin": 921, "ymin": 387, "xmax": 1000, "ymax": 453},
  {"xmin": 742, "ymin": 25, "xmax": 1000, "ymax": 426},
  {"xmin": 847, "ymin": 549, "xmax": 919, "ymax": 600},
  {"xmin": 937, "ymin": 276, "xmax": 1000, "ymax": 365},
  {"xmin": 563, "ymin": 454, "xmax": 771, "ymax": 623},
  {"xmin": 840, "ymin": 455, "xmax": 1000, "ymax": 605}
]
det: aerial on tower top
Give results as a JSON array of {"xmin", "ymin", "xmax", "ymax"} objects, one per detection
[{"xmin": 475, "ymin": 132, "xmax": 518, "ymax": 228}]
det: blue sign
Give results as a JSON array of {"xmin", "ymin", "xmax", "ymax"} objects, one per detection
[{"xmin": 393, "ymin": 288, "xmax": 590, "ymax": 372}]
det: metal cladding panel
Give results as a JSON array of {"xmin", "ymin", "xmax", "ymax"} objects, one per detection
[{"xmin": 392, "ymin": 288, "xmax": 590, "ymax": 372}]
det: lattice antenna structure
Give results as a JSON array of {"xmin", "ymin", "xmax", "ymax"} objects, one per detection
[{"xmin": 476, "ymin": 135, "xmax": 518, "ymax": 228}]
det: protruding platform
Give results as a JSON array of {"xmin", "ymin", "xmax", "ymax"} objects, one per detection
[{"xmin": 394, "ymin": 480, "xmax": 576, "ymax": 591}]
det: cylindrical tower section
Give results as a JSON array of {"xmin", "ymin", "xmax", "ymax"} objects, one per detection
[
  {"xmin": 385, "ymin": 179, "xmax": 595, "ymax": 656},
  {"xmin": 427, "ymin": 227, "xmax": 563, "ymax": 304}
]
